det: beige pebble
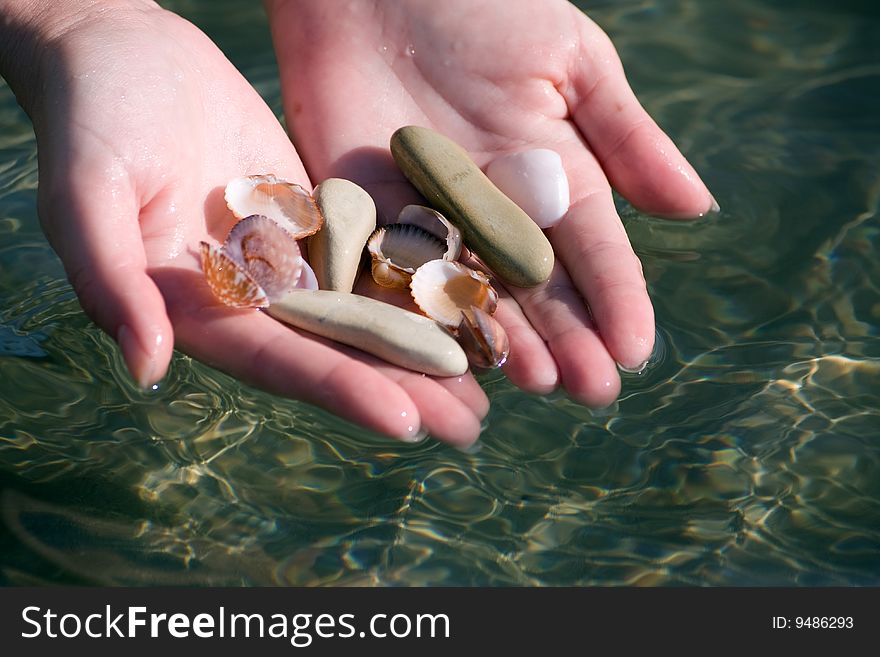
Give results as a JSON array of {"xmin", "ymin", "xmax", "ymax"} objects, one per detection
[
  {"xmin": 268, "ymin": 290, "xmax": 468, "ymax": 377},
  {"xmin": 391, "ymin": 126, "xmax": 554, "ymax": 287},
  {"xmin": 308, "ymin": 178, "xmax": 376, "ymax": 293}
]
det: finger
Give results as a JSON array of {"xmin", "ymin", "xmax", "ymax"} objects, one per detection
[
  {"xmin": 370, "ymin": 365, "xmax": 486, "ymax": 448},
  {"xmin": 38, "ymin": 173, "xmax": 174, "ymax": 388},
  {"xmin": 534, "ymin": 135, "xmax": 655, "ymax": 371},
  {"xmin": 351, "ymin": 275, "xmax": 490, "ymax": 424},
  {"xmin": 564, "ymin": 17, "xmax": 717, "ymax": 218},
  {"xmin": 487, "ymin": 282, "xmax": 559, "ymax": 395},
  {"xmin": 510, "ymin": 264, "xmax": 620, "ymax": 408}
]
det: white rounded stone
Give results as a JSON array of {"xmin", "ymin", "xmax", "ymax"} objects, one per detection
[
  {"xmin": 485, "ymin": 149, "xmax": 570, "ymax": 229},
  {"xmin": 268, "ymin": 290, "xmax": 468, "ymax": 377}
]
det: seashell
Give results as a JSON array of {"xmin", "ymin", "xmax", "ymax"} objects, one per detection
[
  {"xmin": 398, "ymin": 204, "xmax": 462, "ymax": 261},
  {"xmin": 409, "ymin": 259, "xmax": 498, "ymax": 329},
  {"xmin": 295, "ymin": 259, "xmax": 319, "ymax": 291},
  {"xmin": 199, "ymin": 242, "xmax": 269, "ymax": 309},
  {"xmin": 225, "ymin": 174, "xmax": 323, "ymax": 239},
  {"xmin": 223, "ymin": 215, "xmax": 303, "ymax": 301},
  {"xmin": 485, "ymin": 149, "xmax": 570, "ymax": 229},
  {"xmin": 200, "ymin": 214, "xmax": 303, "ymax": 308},
  {"xmin": 367, "ymin": 224, "xmax": 446, "ymax": 289},
  {"xmin": 457, "ymin": 306, "xmax": 509, "ymax": 369}
]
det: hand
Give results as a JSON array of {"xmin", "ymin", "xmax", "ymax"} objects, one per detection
[
  {"xmin": 267, "ymin": 0, "xmax": 716, "ymax": 406},
  {"xmin": 2, "ymin": 0, "xmax": 487, "ymax": 445}
]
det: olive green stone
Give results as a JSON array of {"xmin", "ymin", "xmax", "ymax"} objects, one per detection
[
  {"xmin": 268, "ymin": 290, "xmax": 468, "ymax": 377},
  {"xmin": 308, "ymin": 178, "xmax": 376, "ymax": 293},
  {"xmin": 391, "ymin": 126, "xmax": 554, "ymax": 288}
]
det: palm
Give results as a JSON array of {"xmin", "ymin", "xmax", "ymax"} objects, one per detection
[
  {"xmin": 35, "ymin": 6, "xmax": 486, "ymax": 445},
  {"xmin": 270, "ymin": 0, "xmax": 714, "ymax": 405}
]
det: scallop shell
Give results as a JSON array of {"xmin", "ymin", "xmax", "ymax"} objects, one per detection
[
  {"xmin": 199, "ymin": 242, "xmax": 269, "ymax": 308},
  {"xmin": 457, "ymin": 306, "xmax": 510, "ymax": 369},
  {"xmin": 225, "ymin": 174, "xmax": 323, "ymax": 239},
  {"xmin": 367, "ymin": 223, "xmax": 446, "ymax": 289},
  {"xmin": 223, "ymin": 214, "xmax": 303, "ymax": 301},
  {"xmin": 200, "ymin": 214, "xmax": 303, "ymax": 308},
  {"xmin": 398, "ymin": 204, "xmax": 462, "ymax": 261},
  {"xmin": 409, "ymin": 259, "xmax": 498, "ymax": 329}
]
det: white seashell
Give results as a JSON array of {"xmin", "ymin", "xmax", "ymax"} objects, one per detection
[
  {"xmin": 397, "ymin": 205, "xmax": 462, "ymax": 261},
  {"xmin": 296, "ymin": 260, "xmax": 319, "ymax": 291},
  {"xmin": 409, "ymin": 259, "xmax": 498, "ymax": 329},
  {"xmin": 485, "ymin": 149, "xmax": 570, "ymax": 229},
  {"xmin": 225, "ymin": 174, "xmax": 323, "ymax": 239},
  {"xmin": 367, "ymin": 224, "xmax": 446, "ymax": 289}
]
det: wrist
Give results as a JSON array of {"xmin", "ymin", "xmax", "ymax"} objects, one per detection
[{"xmin": 0, "ymin": 0, "xmax": 158, "ymax": 116}]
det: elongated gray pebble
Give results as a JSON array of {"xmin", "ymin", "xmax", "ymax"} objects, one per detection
[
  {"xmin": 391, "ymin": 126, "xmax": 554, "ymax": 287},
  {"xmin": 308, "ymin": 178, "xmax": 376, "ymax": 293},
  {"xmin": 268, "ymin": 290, "xmax": 468, "ymax": 377}
]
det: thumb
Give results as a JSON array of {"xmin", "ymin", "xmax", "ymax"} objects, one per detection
[{"xmin": 39, "ymin": 175, "xmax": 174, "ymax": 388}]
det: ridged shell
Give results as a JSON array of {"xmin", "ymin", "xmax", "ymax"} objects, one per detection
[
  {"xmin": 409, "ymin": 259, "xmax": 498, "ymax": 329},
  {"xmin": 223, "ymin": 214, "xmax": 303, "ymax": 302},
  {"xmin": 457, "ymin": 306, "xmax": 509, "ymax": 369},
  {"xmin": 398, "ymin": 204, "xmax": 462, "ymax": 261},
  {"xmin": 225, "ymin": 174, "xmax": 323, "ymax": 239},
  {"xmin": 199, "ymin": 242, "xmax": 269, "ymax": 308},
  {"xmin": 367, "ymin": 223, "xmax": 446, "ymax": 289}
]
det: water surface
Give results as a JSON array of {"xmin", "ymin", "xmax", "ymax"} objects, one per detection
[{"xmin": 0, "ymin": 0, "xmax": 878, "ymax": 586}]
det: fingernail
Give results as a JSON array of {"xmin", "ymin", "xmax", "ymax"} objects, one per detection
[
  {"xmin": 117, "ymin": 324, "xmax": 162, "ymax": 389},
  {"xmin": 397, "ymin": 409, "xmax": 427, "ymax": 443},
  {"xmin": 618, "ymin": 328, "xmax": 665, "ymax": 375},
  {"xmin": 455, "ymin": 440, "xmax": 482, "ymax": 454},
  {"xmin": 614, "ymin": 334, "xmax": 653, "ymax": 374},
  {"xmin": 707, "ymin": 194, "xmax": 720, "ymax": 214},
  {"xmin": 651, "ymin": 194, "xmax": 720, "ymax": 220},
  {"xmin": 617, "ymin": 359, "xmax": 649, "ymax": 375},
  {"xmin": 401, "ymin": 427, "xmax": 429, "ymax": 443}
]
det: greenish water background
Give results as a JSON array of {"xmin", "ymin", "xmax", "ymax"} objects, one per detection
[{"xmin": 0, "ymin": 0, "xmax": 878, "ymax": 585}]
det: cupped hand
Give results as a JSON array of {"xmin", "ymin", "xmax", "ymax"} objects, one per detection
[
  {"xmin": 267, "ymin": 0, "xmax": 716, "ymax": 406},
  {"xmin": 15, "ymin": 1, "xmax": 486, "ymax": 445}
]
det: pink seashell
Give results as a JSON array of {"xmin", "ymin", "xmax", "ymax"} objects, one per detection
[
  {"xmin": 225, "ymin": 174, "xmax": 324, "ymax": 239},
  {"xmin": 224, "ymin": 215, "xmax": 303, "ymax": 302},
  {"xmin": 199, "ymin": 242, "xmax": 270, "ymax": 309},
  {"xmin": 296, "ymin": 260, "xmax": 319, "ymax": 290}
]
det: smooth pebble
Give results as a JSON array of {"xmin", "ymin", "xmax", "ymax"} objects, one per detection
[
  {"xmin": 485, "ymin": 149, "xmax": 570, "ymax": 229},
  {"xmin": 391, "ymin": 126, "xmax": 554, "ymax": 288},
  {"xmin": 308, "ymin": 178, "xmax": 377, "ymax": 293},
  {"xmin": 268, "ymin": 290, "xmax": 468, "ymax": 377}
]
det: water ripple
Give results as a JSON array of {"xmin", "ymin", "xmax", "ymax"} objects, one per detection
[{"xmin": 1, "ymin": 0, "xmax": 879, "ymax": 586}]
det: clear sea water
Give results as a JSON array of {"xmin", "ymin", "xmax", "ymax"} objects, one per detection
[{"xmin": 0, "ymin": 0, "xmax": 878, "ymax": 586}]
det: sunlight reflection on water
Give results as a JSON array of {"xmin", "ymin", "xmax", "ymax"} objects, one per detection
[{"xmin": 0, "ymin": 0, "xmax": 878, "ymax": 586}]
